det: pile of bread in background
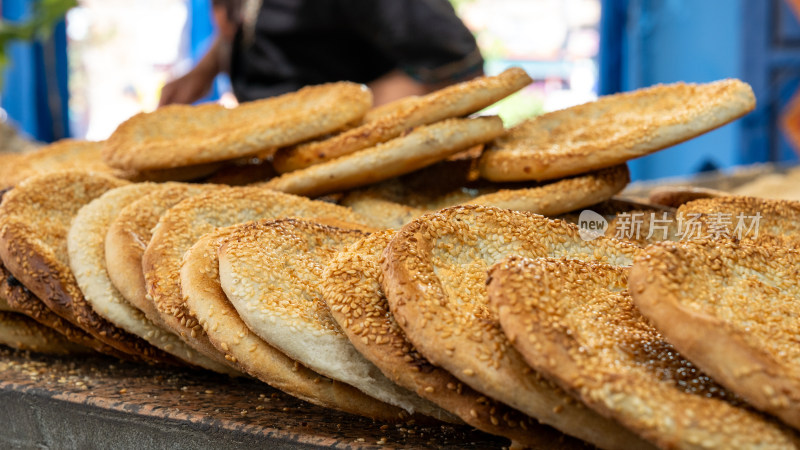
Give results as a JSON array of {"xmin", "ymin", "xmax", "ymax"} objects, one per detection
[{"xmin": 3, "ymin": 68, "xmax": 800, "ymax": 449}]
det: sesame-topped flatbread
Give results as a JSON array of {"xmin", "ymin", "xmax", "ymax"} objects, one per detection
[
  {"xmin": 103, "ymin": 82, "xmax": 372, "ymax": 171},
  {"xmin": 263, "ymin": 116, "xmax": 505, "ymax": 197},
  {"xmin": 272, "ymin": 68, "xmax": 532, "ymax": 173},
  {"xmin": 0, "ymin": 139, "xmax": 120, "ymax": 189},
  {"xmin": 381, "ymin": 205, "xmax": 649, "ymax": 449},
  {"xmin": 0, "ymin": 267, "xmax": 89, "ymax": 355},
  {"xmin": 479, "ymin": 79, "xmax": 756, "ymax": 182},
  {"xmin": 605, "ymin": 209, "xmax": 681, "ymax": 247},
  {"xmin": 647, "ymin": 185, "xmax": 727, "ymax": 208},
  {"xmin": 343, "ymin": 165, "xmax": 630, "ymax": 229},
  {"xmin": 676, "ymin": 196, "xmax": 800, "ymax": 247},
  {"xmin": 322, "ymin": 231, "xmax": 585, "ymax": 448},
  {"xmin": 105, "ymin": 184, "xmax": 223, "ymax": 329},
  {"xmin": 0, "ymin": 262, "xmax": 125, "ymax": 357},
  {"xmin": 69, "ymin": 183, "xmax": 231, "ymax": 373},
  {"xmin": 362, "ymin": 95, "xmax": 421, "ymax": 123},
  {"xmin": 142, "ymin": 187, "xmax": 374, "ymax": 370},
  {"xmin": 0, "ymin": 172, "xmax": 173, "ymax": 363},
  {"xmin": 490, "ymin": 256, "xmax": 799, "ymax": 448},
  {"xmin": 218, "ymin": 219, "xmax": 452, "ymax": 419},
  {"xmin": 0, "ymin": 310, "xmax": 90, "ymax": 355},
  {"xmin": 630, "ymin": 240, "xmax": 800, "ymax": 431},
  {"xmin": 0, "ymin": 288, "xmax": 12, "ymax": 312},
  {"xmin": 201, "ymin": 157, "xmax": 276, "ymax": 186},
  {"xmin": 181, "ymin": 225, "xmax": 408, "ymax": 421}
]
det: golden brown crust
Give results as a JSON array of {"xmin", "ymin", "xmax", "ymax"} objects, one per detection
[
  {"xmin": 323, "ymin": 231, "xmax": 586, "ymax": 448},
  {"xmin": 103, "ymin": 82, "xmax": 372, "ymax": 170},
  {"xmin": 217, "ymin": 219, "xmax": 448, "ymax": 418},
  {"xmin": 0, "ymin": 172, "xmax": 173, "ymax": 363},
  {"xmin": 369, "ymin": 150, "xmax": 484, "ymax": 202},
  {"xmin": 362, "ymin": 95, "xmax": 421, "ymax": 123},
  {"xmin": 70, "ymin": 183, "xmax": 231, "ymax": 372},
  {"xmin": 142, "ymin": 187, "xmax": 372, "ymax": 371},
  {"xmin": 121, "ymin": 161, "xmax": 226, "ymax": 183},
  {"xmin": 201, "ymin": 158, "xmax": 276, "ymax": 185},
  {"xmin": 479, "ymin": 79, "xmax": 756, "ymax": 181},
  {"xmin": 630, "ymin": 240, "xmax": 800, "ymax": 431},
  {"xmin": 490, "ymin": 256, "xmax": 799, "ymax": 448},
  {"xmin": 105, "ymin": 184, "xmax": 223, "ymax": 328},
  {"xmin": 647, "ymin": 185, "xmax": 727, "ymax": 208},
  {"xmin": 0, "ymin": 288, "xmax": 12, "ymax": 312},
  {"xmin": 0, "ymin": 262, "xmax": 126, "ymax": 357},
  {"xmin": 271, "ymin": 99, "xmax": 422, "ymax": 174},
  {"xmin": 0, "ymin": 310, "xmax": 91, "ymax": 355},
  {"xmin": 342, "ymin": 165, "xmax": 630, "ymax": 229},
  {"xmin": 677, "ymin": 196, "xmax": 800, "ymax": 246},
  {"xmin": 0, "ymin": 139, "xmax": 120, "ymax": 189},
  {"xmin": 340, "ymin": 196, "xmax": 428, "ymax": 229},
  {"xmin": 182, "ymin": 225, "xmax": 411, "ymax": 421},
  {"xmin": 0, "ymin": 153, "xmax": 22, "ymax": 188},
  {"xmin": 263, "ymin": 117, "xmax": 505, "ymax": 197},
  {"xmin": 462, "ymin": 165, "xmax": 630, "ymax": 214},
  {"xmin": 605, "ymin": 209, "xmax": 680, "ymax": 247},
  {"xmin": 380, "ymin": 205, "xmax": 648, "ymax": 449},
  {"xmin": 338, "ymin": 156, "xmax": 483, "ymax": 228},
  {"xmin": 272, "ymin": 68, "xmax": 532, "ymax": 173}
]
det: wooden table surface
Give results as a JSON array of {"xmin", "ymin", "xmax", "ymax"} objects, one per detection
[{"xmin": 0, "ymin": 347, "xmax": 511, "ymax": 449}]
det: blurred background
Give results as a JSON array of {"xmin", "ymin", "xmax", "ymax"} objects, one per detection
[{"xmin": 0, "ymin": 0, "xmax": 793, "ymax": 181}]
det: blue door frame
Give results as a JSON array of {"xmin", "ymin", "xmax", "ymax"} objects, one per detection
[
  {"xmin": 1, "ymin": 0, "xmax": 70, "ymax": 142},
  {"xmin": 1, "ymin": 0, "xmax": 220, "ymax": 143},
  {"xmin": 599, "ymin": 0, "xmax": 777, "ymax": 181}
]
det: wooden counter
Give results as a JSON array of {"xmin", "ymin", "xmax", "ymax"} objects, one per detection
[{"xmin": 0, "ymin": 347, "xmax": 509, "ymax": 449}]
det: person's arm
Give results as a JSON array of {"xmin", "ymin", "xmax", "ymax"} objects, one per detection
[
  {"xmin": 158, "ymin": 36, "xmax": 224, "ymax": 107},
  {"xmin": 367, "ymin": 66, "xmax": 486, "ymax": 106},
  {"xmin": 366, "ymin": 69, "xmax": 428, "ymax": 106},
  {"xmin": 344, "ymin": 0, "xmax": 484, "ymax": 106},
  {"xmin": 158, "ymin": 1, "xmax": 239, "ymax": 107}
]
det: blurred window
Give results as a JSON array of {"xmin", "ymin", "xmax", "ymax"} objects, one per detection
[{"xmin": 453, "ymin": 0, "xmax": 601, "ymax": 126}]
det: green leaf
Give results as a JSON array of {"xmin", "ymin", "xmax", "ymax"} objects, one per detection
[{"xmin": 0, "ymin": 0, "xmax": 78, "ymax": 87}]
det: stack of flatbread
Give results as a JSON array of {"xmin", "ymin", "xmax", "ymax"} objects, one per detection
[{"xmin": 4, "ymin": 70, "xmax": 793, "ymax": 448}]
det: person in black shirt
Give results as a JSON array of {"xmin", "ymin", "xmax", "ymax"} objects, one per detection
[{"xmin": 159, "ymin": 0, "xmax": 483, "ymax": 107}]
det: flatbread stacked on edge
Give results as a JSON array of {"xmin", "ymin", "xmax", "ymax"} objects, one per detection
[
  {"xmin": 381, "ymin": 205, "xmax": 650, "ymax": 448},
  {"xmin": 181, "ymin": 225, "xmax": 407, "ymax": 421},
  {"xmin": 0, "ymin": 262, "xmax": 124, "ymax": 356},
  {"xmin": 343, "ymin": 164, "xmax": 630, "ymax": 229},
  {"xmin": 69, "ymin": 183, "xmax": 231, "ymax": 373},
  {"xmin": 264, "ymin": 116, "xmax": 505, "ymax": 197},
  {"xmin": 0, "ymin": 277, "xmax": 89, "ymax": 355},
  {"xmin": 0, "ymin": 310, "xmax": 90, "ymax": 355},
  {"xmin": 103, "ymin": 82, "xmax": 372, "ymax": 171},
  {"xmin": 202, "ymin": 157, "xmax": 276, "ymax": 186},
  {"xmin": 322, "ymin": 230, "xmax": 585, "ymax": 449},
  {"xmin": 0, "ymin": 172, "xmax": 174, "ymax": 363},
  {"xmin": 479, "ymin": 79, "xmax": 756, "ymax": 182},
  {"xmin": 272, "ymin": 67, "xmax": 532, "ymax": 173},
  {"xmin": 142, "ymin": 187, "xmax": 375, "ymax": 372},
  {"xmin": 676, "ymin": 196, "xmax": 800, "ymax": 246},
  {"xmin": 104, "ymin": 184, "xmax": 224, "ymax": 330},
  {"xmin": 217, "ymin": 219, "xmax": 452, "ymax": 420},
  {"xmin": 630, "ymin": 240, "xmax": 800, "ymax": 430},
  {"xmin": 604, "ymin": 208, "xmax": 680, "ymax": 247},
  {"xmin": 0, "ymin": 139, "xmax": 120, "ymax": 189},
  {"xmin": 489, "ymin": 256, "xmax": 799, "ymax": 448},
  {"xmin": 0, "ymin": 139, "xmax": 227, "ymax": 189}
]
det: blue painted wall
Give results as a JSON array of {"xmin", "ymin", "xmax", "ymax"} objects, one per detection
[
  {"xmin": 604, "ymin": 0, "xmax": 746, "ymax": 180},
  {"xmin": 1, "ymin": 0, "xmax": 71, "ymax": 142}
]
